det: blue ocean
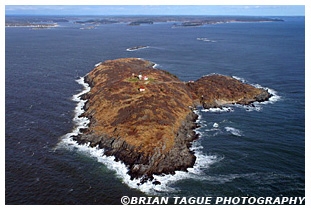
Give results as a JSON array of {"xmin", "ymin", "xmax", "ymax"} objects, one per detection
[{"xmin": 5, "ymin": 16, "xmax": 305, "ymax": 204}]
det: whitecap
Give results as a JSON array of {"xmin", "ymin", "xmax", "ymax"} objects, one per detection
[
  {"xmin": 197, "ymin": 37, "xmax": 217, "ymax": 42},
  {"xmin": 224, "ymin": 126, "xmax": 243, "ymax": 137},
  {"xmin": 202, "ymin": 123, "xmax": 220, "ymax": 136}
]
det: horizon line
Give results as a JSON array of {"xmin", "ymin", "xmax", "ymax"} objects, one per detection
[{"xmin": 5, "ymin": 14, "xmax": 305, "ymax": 16}]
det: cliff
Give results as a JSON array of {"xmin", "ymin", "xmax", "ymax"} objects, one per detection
[{"xmin": 75, "ymin": 58, "xmax": 270, "ymax": 184}]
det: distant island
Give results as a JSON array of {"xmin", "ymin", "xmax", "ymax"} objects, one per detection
[
  {"xmin": 74, "ymin": 19, "xmax": 118, "ymax": 25},
  {"xmin": 74, "ymin": 58, "xmax": 271, "ymax": 184},
  {"xmin": 5, "ymin": 16, "xmax": 66, "ymax": 28},
  {"xmin": 126, "ymin": 46, "xmax": 149, "ymax": 51},
  {"xmin": 5, "ymin": 15, "xmax": 284, "ymax": 29},
  {"xmin": 173, "ymin": 16, "xmax": 283, "ymax": 27},
  {"xmin": 128, "ymin": 20, "xmax": 154, "ymax": 26}
]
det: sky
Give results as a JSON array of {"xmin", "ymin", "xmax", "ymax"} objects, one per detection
[{"xmin": 4, "ymin": 4, "xmax": 305, "ymax": 16}]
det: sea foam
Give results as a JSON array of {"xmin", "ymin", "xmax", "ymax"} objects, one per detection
[
  {"xmin": 200, "ymin": 75, "xmax": 281, "ymax": 113},
  {"xmin": 58, "ymin": 74, "xmax": 278, "ymax": 194},
  {"xmin": 201, "ymin": 107, "xmax": 234, "ymax": 113},
  {"xmin": 57, "ymin": 74, "xmax": 221, "ymax": 195},
  {"xmin": 224, "ymin": 126, "xmax": 243, "ymax": 137},
  {"xmin": 232, "ymin": 75, "xmax": 281, "ymax": 105},
  {"xmin": 59, "ymin": 76, "xmax": 90, "ymax": 143}
]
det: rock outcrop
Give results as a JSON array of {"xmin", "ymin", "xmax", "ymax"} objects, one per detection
[
  {"xmin": 187, "ymin": 74, "xmax": 271, "ymax": 109},
  {"xmin": 74, "ymin": 58, "xmax": 271, "ymax": 183}
]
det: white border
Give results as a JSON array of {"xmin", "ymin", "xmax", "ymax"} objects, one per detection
[{"xmin": 2, "ymin": 0, "xmax": 309, "ymax": 208}]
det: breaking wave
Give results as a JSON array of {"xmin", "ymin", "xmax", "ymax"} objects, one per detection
[
  {"xmin": 65, "ymin": 76, "xmax": 90, "ymax": 139},
  {"xmin": 200, "ymin": 119, "xmax": 243, "ymax": 138},
  {"xmin": 57, "ymin": 74, "xmax": 223, "ymax": 195},
  {"xmin": 224, "ymin": 126, "xmax": 243, "ymax": 137},
  {"xmin": 197, "ymin": 37, "xmax": 217, "ymax": 42},
  {"xmin": 201, "ymin": 107, "xmax": 234, "ymax": 113},
  {"xmin": 200, "ymin": 75, "xmax": 281, "ymax": 113},
  {"xmin": 57, "ymin": 73, "xmax": 279, "ymax": 195},
  {"xmin": 232, "ymin": 75, "xmax": 281, "ymax": 105}
]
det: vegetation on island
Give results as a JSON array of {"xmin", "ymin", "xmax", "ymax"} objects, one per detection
[{"xmin": 76, "ymin": 58, "xmax": 271, "ymax": 184}]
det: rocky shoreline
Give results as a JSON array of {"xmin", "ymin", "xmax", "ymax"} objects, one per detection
[
  {"xmin": 75, "ymin": 109, "xmax": 199, "ymax": 184},
  {"xmin": 72, "ymin": 58, "xmax": 271, "ymax": 184}
]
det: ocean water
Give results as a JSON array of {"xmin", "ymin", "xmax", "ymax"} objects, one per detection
[{"xmin": 5, "ymin": 16, "xmax": 305, "ymax": 204}]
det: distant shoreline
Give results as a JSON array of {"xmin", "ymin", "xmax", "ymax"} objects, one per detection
[
  {"xmin": 5, "ymin": 15, "xmax": 285, "ymax": 29},
  {"xmin": 5, "ymin": 23, "xmax": 58, "ymax": 28}
]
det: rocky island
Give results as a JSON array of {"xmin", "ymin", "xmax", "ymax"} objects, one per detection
[
  {"xmin": 75, "ymin": 58, "xmax": 271, "ymax": 184},
  {"xmin": 126, "ymin": 46, "xmax": 149, "ymax": 51}
]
